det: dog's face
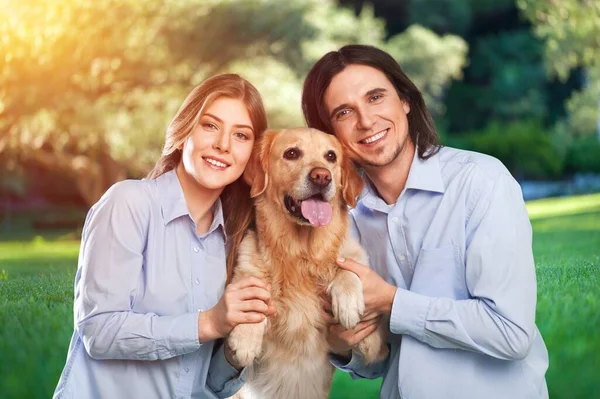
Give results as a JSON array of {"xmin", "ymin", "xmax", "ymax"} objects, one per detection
[{"xmin": 244, "ymin": 128, "xmax": 363, "ymax": 227}]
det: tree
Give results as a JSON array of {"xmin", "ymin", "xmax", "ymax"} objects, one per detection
[
  {"xmin": 517, "ymin": 0, "xmax": 600, "ymax": 79},
  {"xmin": 0, "ymin": 0, "xmax": 467, "ymax": 206},
  {"xmin": 517, "ymin": 0, "xmax": 600, "ymax": 139},
  {"xmin": 445, "ymin": 30, "xmax": 548, "ymax": 131}
]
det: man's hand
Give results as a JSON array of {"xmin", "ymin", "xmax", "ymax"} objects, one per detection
[
  {"xmin": 336, "ymin": 257, "xmax": 397, "ymax": 319},
  {"xmin": 320, "ymin": 291, "xmax": 381, "ymax": 358}
]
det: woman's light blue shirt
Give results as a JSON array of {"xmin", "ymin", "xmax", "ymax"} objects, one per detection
[
  {"xmin": 333, "ymin": 146, "xmax": 549, "ymax": 399},
  {"xmin": 53, "ymin": 170, "xmax": 244, "ymax": 399}
]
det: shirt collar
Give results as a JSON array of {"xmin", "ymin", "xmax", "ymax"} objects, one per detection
[
  {"xmin": 357, "ymin": 146, "xmax": 445, "ymax": 211},
  {"xmin": 404, "ymin": 146, "xmax": 445, "ymax": 193},
  {"xmin": 155, "ymin": 169, "xmax": 226, "ymax": 240}
]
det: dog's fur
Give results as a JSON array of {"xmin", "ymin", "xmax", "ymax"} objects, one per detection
[{"xmin": 227, "ymin": 128, "xmax": 388, "ymax": 399}]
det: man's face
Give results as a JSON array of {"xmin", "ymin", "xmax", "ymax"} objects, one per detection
[{"xmin": 323, "ymin": 64, "xmax": 411, "ymax": 169}]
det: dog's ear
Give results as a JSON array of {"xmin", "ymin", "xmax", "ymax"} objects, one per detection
[
  {"xmin": 243, "ymin": 130, "xmax": 278, "ymax": 198},
  {"xmin": 341, "ymin": 155, "xmax": 364, "ymax": 208}
]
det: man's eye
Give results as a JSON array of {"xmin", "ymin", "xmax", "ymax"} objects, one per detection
[
  {"xmin": 369, "ymin": 94, "xmax": 382, "ymax": 102},
  {"xmin": 335, "ymin": 109, "xmax": 351, "ymax": 120}
]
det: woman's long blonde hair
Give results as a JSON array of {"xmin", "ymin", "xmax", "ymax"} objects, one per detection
[{"xmin": 148, "ymin": 74, "xmax": 268, "ymax": 283}]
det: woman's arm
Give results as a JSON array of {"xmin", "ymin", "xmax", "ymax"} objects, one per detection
[{"xmin": 74, "ymin": 181, "xmax": 201, "ymax": 360}]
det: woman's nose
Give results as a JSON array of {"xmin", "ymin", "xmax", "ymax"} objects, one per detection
[{"xmin": 213, "ymin": 130, "xmax": 230, "ymax": 153}]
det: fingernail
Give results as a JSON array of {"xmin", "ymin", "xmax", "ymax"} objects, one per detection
[{"xmin": 337, "ymin": 257, "xmax": 345, "ymax": 263}]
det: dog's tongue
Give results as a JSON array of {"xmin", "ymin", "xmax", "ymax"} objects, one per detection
[{"xmin": 301, "ymin": 198, "xmax": 332, "ymax": 226}]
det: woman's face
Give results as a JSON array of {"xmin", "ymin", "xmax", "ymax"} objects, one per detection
[{"xmin": 181, "ymin": 97, "xmax": 255, "ymax": 191}]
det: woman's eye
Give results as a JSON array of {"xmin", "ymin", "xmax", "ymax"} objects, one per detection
[
  {"xmin": 204, "ymin": 123, "xmax": 217, "ymax": 130},
  {"xmin": 234, "ymin": 132, "xmax": 249, "ymax": 140}
]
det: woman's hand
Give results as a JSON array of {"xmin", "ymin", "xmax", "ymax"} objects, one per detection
[{"xmin": 199, "ymin": 276, "xmax": 275, "ymax": 343}]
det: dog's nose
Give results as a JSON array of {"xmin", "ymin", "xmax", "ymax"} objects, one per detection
[{"xmin": 309, "ymin": 167, "xmax": 331, "ymax": 188}]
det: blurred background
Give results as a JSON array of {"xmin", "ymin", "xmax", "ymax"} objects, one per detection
[
  {"xmin": 0, "ymin": 0, "xmax": 599, "ymax": 398},
  {"xmin": 1, "ymin": 0, "xmax": 599, "ymax": 216}
]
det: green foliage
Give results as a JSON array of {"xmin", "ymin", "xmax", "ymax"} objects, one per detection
[
  {"xmin": 455, "ymin": 119, "xmax": 563, "ymax": 180},
  {"xmin": 2, "ymin": 194, "xmax": 600, "ymax": 398},
  {"xmin": 564, "ymin": 135, "xmax": 600, "ymax": 175},
  {"xmin": 469, "ymin": 0, "xmax": 515, "ymax": 16},
  {"xmin": 0, "ymin": 0, "xmax": 467, "ymax": 205},
  {"xmin": 384, "ymin": 25, "xmax": 468, "ymax": 117},
  {"xmin": 407, "ymin": 0, "xmax": 472, "ymax": 35},
  {"xmin": 445, "ymin": 30, "xmax": 548, "ymax": 131},
  {"xmin": 563, "ymin": 68, "xmax": 600, "ymax": 138},
  {"xmin": 517, "ymin": 0, "xmax": 600, "ymax": 80}
]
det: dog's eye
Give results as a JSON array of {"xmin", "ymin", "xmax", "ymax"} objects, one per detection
[
  {"xmin": 283, "ymin": 148, "xmax": 301, "ymax": 160},
  {"xmin": 325, "ymin": 151, "xmax": 337, "ymax": 163}
]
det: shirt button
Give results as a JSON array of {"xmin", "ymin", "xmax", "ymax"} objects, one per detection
[
  {"xmin": 392, "ymin": 216, "xmax": 399, "ymax": 223},
  {"xmin": 184, "ymin": 367, "xmax": 190, "ymax": 373},
  {"xmin": 193, "ymin": 246, "xmax": 200, "ymax": 253},
  {"xmin": 399, "ymin": 254, "xmax": 406, "ymax": 261},
  {"xmin": 195, "ymin": 278, "xmax": 200, "ymax": 285},
  {"xmin": 198, "ymin": 308, "xmax": 204, "ymax": 312}
]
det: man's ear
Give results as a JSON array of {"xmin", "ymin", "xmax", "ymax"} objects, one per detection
[
  {"xmin": 341, "ymin": 155, "xmax": 364, "ymax": 208},
  {"xmin": 243, "ymin": 130, "xmax": 278, "ymax": 198}
]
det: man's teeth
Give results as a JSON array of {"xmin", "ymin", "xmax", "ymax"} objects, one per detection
[
  {"xmin": 205, "ymin": 158, "xmax": 228, "ymax": 168},
  {"xmin": 361, "ymin": 129, "xmax": 387, "ymax": 144}
]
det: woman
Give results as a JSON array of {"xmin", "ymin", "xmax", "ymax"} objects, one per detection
[{"xmin": 53, "ymin": 74, "xmax": 273, "ymax": 399}]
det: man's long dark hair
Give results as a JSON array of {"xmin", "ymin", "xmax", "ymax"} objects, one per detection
[{"xmin": 302, "ymin": 44, "xmax": 440, "ymax": 160}]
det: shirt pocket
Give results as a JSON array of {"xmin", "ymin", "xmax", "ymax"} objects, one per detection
[{"xmin": 409, "ymin": 244, "xmax": 469, "ymax": 299}]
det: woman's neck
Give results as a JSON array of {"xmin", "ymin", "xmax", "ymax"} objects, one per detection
[{"xmin": 176, "ymin": 163, "xmax": 223, "ymax": 235}]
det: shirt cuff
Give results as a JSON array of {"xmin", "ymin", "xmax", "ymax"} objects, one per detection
[
  {"xmin": 389, "ymin": 288, "xmax": 432, "ymax": 340},
  {"xmin": 160, "ymin": 312, "xmax": 201, "ymax": 356},
  {"xmin": 207, "ymin": 342, "xmax": 247, "ymax": 397},
  {"xmin": 330, "ymin": 351, "xmax": 357, "ymax": 371},
  {"xmin": 329, "ymin": 350, "xmax": 383, "ymax": 380}
]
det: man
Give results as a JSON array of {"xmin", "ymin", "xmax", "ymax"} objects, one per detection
[{"xmin": 302, "ymin": 45, "xmax": 549, "ymax": 399}]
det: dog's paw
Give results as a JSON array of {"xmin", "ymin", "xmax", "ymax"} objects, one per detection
[
  {"xmin": 227, "ymin": 320, "xmax": 266, "ymax": 367},
  {"xmin": 357, "ymin": 324, "xmax": 389, "ymax": 364},
  {"xmin": 328, "ymin": 272, "xmax": 364, "ymax": 329}
]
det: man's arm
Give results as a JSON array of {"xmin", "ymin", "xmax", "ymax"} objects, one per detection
[
  {"xmin": 389, "ymin": 173, "xmax": 536, "ymax": 360},
  {"xmin": 206, "ymin": 340, "xmax": 247, "ymax": 398},
  {"xmin": 324, "ymin": 217, "xmax": 391, "ymax": 378},
  {"xmin": 329, "ymin": 348, "xmax": 389, "ymax": 380}
]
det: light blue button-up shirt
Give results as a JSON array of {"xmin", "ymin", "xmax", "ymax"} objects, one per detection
[
  {"xmin": 333, "ymin": 146, "xmax": 549, "ymax": 399},
  {"xmin": 53, "ymin": 170, "xmax": 245, "ymax": 399}
]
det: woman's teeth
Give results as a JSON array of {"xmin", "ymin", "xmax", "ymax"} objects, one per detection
[{"xmin": 205, "ymin": 158, "xmax": 228, "ymax": 168}]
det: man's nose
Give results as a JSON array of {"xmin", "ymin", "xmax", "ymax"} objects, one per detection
[
  {"xmin": 356, "ymin": 109, "xmax": 375, "ymax": 130},
  {"xmin": 309, "ymin": 167, "xmax": 332, "ymax": 188}
]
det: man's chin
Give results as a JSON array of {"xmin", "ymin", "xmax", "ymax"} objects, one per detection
[{"xmin": 360, "ymin": 147, "xmax": 402, "ymax": 169}]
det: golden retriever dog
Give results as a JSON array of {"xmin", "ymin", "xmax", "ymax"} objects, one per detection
[{"xmin": 227, "ymin": 128, "xmax": 388, "ymax": 399}]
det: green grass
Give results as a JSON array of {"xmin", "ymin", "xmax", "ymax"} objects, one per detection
[{"xmin": 1, "ymin": 194, "xmax": 599, "ymax": 399}]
